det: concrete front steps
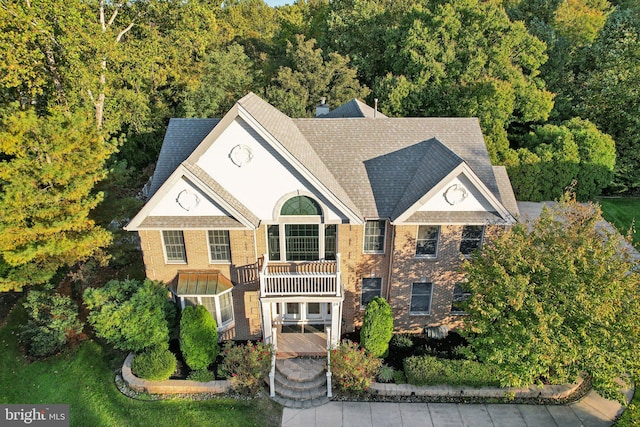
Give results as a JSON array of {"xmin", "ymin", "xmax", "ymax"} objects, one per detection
[{"xmin": 272, "ymin": 357, "xmax": 330, "ymax": 408}]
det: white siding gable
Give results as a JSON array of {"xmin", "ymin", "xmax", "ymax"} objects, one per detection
[
  {"xmin": 417, "ymin": 174, "xmax": 495, "ymax": 212},
  {"xmin": 148, "ymin": 176, "xmax": 228, "ymax": 217},
  {"xmin": 194, "ymin": 118, "xmax": 344, "ymax": 222}
]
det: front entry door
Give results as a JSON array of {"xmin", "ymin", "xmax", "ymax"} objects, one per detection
[{"xmin": 277, "ymin": 302, "xmax": 330, "ymax": 333}]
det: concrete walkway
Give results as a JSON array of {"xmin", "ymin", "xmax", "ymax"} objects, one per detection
[{"xmin": 281, "ymin": 389, "xmax": 631, "ymax": 427}]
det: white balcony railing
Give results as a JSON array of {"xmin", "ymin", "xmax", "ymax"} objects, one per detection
[{"xmin": 259, "ymin": 253, "xmax": 341, "ymax": 297}]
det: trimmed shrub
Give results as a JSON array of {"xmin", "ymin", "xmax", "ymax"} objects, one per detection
[
  {"xmin": 84, "ymin": 279, "xmax": 174, "ymax": 352},
  {"xmin": 187, "ymin": 369, "xmax": 215, "ymax": 382},
  {"xmin": 219, "ymin": 341, "xmax": 273, "ymax": 395},
  {"xmin": 132, "ymin": 346, "xmax": 177, "ymax": 381},
  {"xmin": 331, "ymin": 340, "xmax": 382, "ymax": 394},
  {"xmin": 180, "ymin": 305, "xmax": 219, "ymax": 371},
  {"xmin": 19, "ymin": 287, "xmax": 83, "ymax": 358},
  {"xmin": 360, "ymin": 297, "xmax": 393, "ymax": 357},
  {"xmin": 403, "ymin": 355, "xmax": 501, "ymax": 387}
]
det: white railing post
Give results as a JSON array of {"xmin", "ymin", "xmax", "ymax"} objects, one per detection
[
  {"xmin": 326, "ymin": 326, "xmax": 332, "ymax": 398},
  {"xmin": 269, "ymin": 327, "xmax": 277, "ymax": 397}
]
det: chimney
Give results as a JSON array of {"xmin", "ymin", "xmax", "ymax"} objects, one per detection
[{"xmin": 316, "ymin": 97, "xmax": 330, "ymax": 117}]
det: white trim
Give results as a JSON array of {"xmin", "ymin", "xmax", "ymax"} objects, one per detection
[
  {"xmin": 162, "ymin": 230, "xmax": 187, "ymax": 264},
  {"xmin": 207, "ymin": 229, "xmax": 232, "ymax": 263},
  {"xmin": 414, "ymin": 225, "xmax": 440, "ymax": 259},
  {"xmin": 363, "ymin": 219, "xmax": 387, "ymax": 254}
]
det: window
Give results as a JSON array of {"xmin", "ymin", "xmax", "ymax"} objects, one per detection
[
  {"xmin": 280, "ymin": 195, "xmax": 322, "ymax": 216},
  {"xmin": 285, "ymin": 224, "xmax": 319, "ymax": 261},
  {"xmin": 219, "ymin": 292, "xmax": 234, "ymax": 324},
  {"xmin": 208, "ymin": 230, "xmax": 231, "ymax": 262},
  {"xmin": 163, "ymin": 230, "xmax": 186, "ymax": 263},
  {"xmin": 361, "ymin": 277, "xmax": 382, "ymax": 308},
  {"xmin": 460, "ymin": 225, "xmax": 484, "ymax": 255},
  {"xmin": 268, "ymin": 225, "xmax": 281, "ymax": 261},
  {"xmin": 324, "ymin": 224, "xmax": 337, "ymax": 260},
  {"xmin": 451, "ymin": 283, "xmax": 471, "ymax": 314},
  {"xmin": 416, "ymin": 225, "xmax": 440, "ymax": 257},
  {"xmin": 410, "ymin": 282, "xmax": 433, "ymax": 315},
  {"xmin": 364, "ymin": 220, "xmax": 386, "ymax": 253}
]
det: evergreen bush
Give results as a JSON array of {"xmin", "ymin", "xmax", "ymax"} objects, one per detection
[
  {"xmin": 179, "ymin": 305, "xmax": 219, "ymax": 371},
  {"xmin": 132, "ymin": 346, "xmax": 177, "ymax": 381},
  {"xmin": 84, "ymin": 279, "xmax": 174, "ymax": 352},
  {"xmin": 19, "ymin": 286, "xmax": 83, "ymax": 358},
  {"xmin": 360, "ymin": 297, "xmax": 393, "ymax": 357}
]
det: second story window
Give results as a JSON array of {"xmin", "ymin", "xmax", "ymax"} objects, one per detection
[
  {"xmin": 364, "ymin": 220, "xmax": 386, "ymax": 253},
  {"xmin": 460, "ymin": 225, "xmax": 484, "ymax": 255},
  {"xmin": 163, "ymin": 230, "xmax": 186, "ymax": 263},
  {"xmin": 416, "ymin": 225, "xmax": 440, "ymax": 258},
  {"xmin": 208, "ymin": 230, "xmax": 231, "ymax": 262}
]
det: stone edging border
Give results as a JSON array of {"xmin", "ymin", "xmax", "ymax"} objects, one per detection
[
  {"xmin": 121, "ymin": 353, "xmax": 589, "ymax": 405},
  {"xmin": 121, "ymin": 353, "xmax": 231, "ymax": 395}
]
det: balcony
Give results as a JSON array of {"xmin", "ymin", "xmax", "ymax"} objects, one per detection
[{"xmin": 259, "ymin": 254, "xmax": 341, "ymax": 297}]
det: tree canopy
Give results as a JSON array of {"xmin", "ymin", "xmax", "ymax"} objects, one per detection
[{"xmin": 461, "ymin": 195, "xmax": 640, "ymax": 401}]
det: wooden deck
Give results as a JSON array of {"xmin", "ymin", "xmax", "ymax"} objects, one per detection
[{"xmin": 276, "ymin": 331, "xmax": 327, "ymax": 358}]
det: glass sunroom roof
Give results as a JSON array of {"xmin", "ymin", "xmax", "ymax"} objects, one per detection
[{"xmin": 175, "ymin": 270, "xmax": 233, "ymax": 296}]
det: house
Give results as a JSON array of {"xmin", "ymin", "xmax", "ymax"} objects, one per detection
[{"xmin": 125, "ymin": 93, "xmax": 519, "ymax": 352}]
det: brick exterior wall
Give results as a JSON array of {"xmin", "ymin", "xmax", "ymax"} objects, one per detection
[{"xmin": 137, "ymin": 223, "xmax": 503, "ymax": 340}]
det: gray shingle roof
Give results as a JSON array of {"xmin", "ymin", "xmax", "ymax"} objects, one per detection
[
  {"xmin": 293, "ymin": 117, "xmax": 502, "ymax": 219},
  {"xmin": 148, "ymin": 118, "xmax": 219, "ymax": 198},
  {"xmin": 319, "ymin": 99, "xmax": 387, "ymax": 119},
  {"xmin": 142, "ymin": 94, "xmax": 516, "ymax": 228}
]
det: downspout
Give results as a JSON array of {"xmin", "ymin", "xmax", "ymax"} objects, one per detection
[{"xmin": 385, "ymin": 223, "xmax": 395, "ymax": 302}]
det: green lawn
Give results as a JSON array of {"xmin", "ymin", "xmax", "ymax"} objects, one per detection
[
  {"xmin": 0, "ymin": 304, "xmax": 282, "ymax": 427},
  {"xmin": 597, "ymin": 197, "xmax": 640, "ymax": 249}
]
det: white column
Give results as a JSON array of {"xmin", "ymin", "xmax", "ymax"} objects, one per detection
[
  {"xmin": 261, "ymin": 300, "xmax": 273, "ymax": 344},
  {"xmin": 330, "ymin": 301, "xmax": 341, "ymax": 347}
]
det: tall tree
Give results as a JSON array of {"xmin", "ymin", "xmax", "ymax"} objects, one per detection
[
  {"xmin": 462, "ymin": 195, "xmax": 640, "ymax": 401},
  {"xmin": 575, "ymin": 7, "xmax": 640, "ymax": 193},
  {"xmin": 374, "ymin": 0, "xmax": 554, "ymax": 162},
  {"xmin": 0, "ymin": 107, "xmax": 114, "ymax": 291},
  {"xmin": 265, "ymin": 34, "xmax": 369, "ymax": 117}
]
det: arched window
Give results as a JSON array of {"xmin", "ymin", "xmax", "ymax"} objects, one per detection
[
  {"xmin": 269, "ymin": 195, "xmax": 336, "ymax": 261},
  {"xmin": 280, "ymin": 196, "xmax": 322, "ymax": 216}
]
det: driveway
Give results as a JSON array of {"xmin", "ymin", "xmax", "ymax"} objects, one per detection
[{"xmin": 281, "ymin": 389, "xmax": 631, "ymax": 427}]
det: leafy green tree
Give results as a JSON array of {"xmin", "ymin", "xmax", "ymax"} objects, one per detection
[
  {"xmin": 505, "ymin": 118, "xmax": 615, "ymax": 201},
  {"xmin": 265, "ymin": 34, "xmax": 370, "ymax": 117},
  {"xmin": 0, "ymin": 108, "xmax": 114, "ymax": 291},
  {"xmin": 181, "ymin": 43, "xmax": 259, "ymax": 118},
  {"xmin": 462, "ymin": 195, "xmax": 640, "ymax": 401},
  {"xmin": 360, "ymin": 296, "xmax": 393, "ymax": 358},
  {"xmin": 575, "ymin": 7, "xmax": 640, "ymax": 192},
  {"xmin": 180, "ymin": 305, "xmax": 220, "ymax": 371},
  {"xmin": 375, "ymin": 0, "xmax": 554, "ymax": 162},
  {"xmin": 84, "ymin": 279, "xmax": 175, "ymax": 353}
]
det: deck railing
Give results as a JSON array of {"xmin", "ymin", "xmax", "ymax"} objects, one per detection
[{"xmin": 259, "ymin": 254, "xmax": 341, "ymax": 297}]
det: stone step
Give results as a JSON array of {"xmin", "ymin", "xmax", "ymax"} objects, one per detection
[
  {"xmin": 275, "ymin": 382, "xmax": 327, "ymax": 401},
  {"xmin": 272, "ymin": 394, "xmax": 330, "ymax": 409},
  {"xmin": 276, "ymin": 357, "xmax": 326, "ymax": 383},
  {"xmin": 275, "ymin": 370, "xmax": 327, "ymax": 392}
]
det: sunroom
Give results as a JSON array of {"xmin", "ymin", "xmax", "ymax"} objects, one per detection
[{"xmin": 171, "ymin": 270, "xmax": 235, "ymax": 334}]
